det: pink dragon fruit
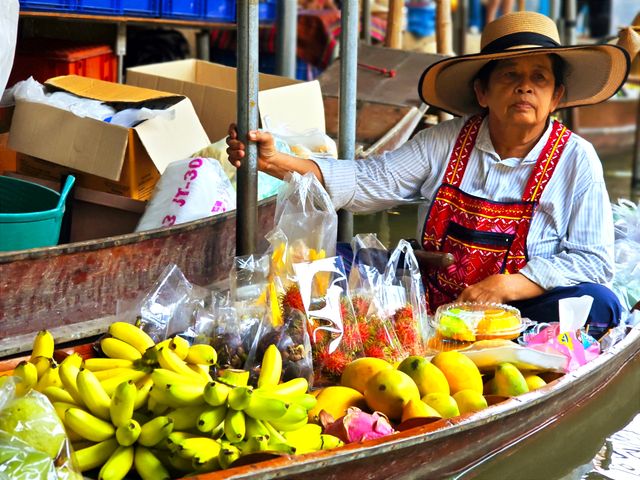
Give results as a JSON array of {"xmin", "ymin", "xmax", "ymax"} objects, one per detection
[{"xmin": 322, "ymin": 407, "xmax": 396, "ymax": 444}]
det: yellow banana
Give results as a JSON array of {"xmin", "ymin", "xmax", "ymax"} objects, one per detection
[
  {"xmin": 94, "ymin": 367, "xmax": 143, "ymax": 381},
  {"xmin": 227, "ymin": 386, "xmax": 254, "ymax": 410},
  {"xmin": 61, "ymin": 352, "xmax": 84, "ymax": 368},
  {"xmin": 30, "ymin": 330, "xmax": 54, "ymax": 360},
  {"xmin": 320, "ymin": 434, "xmax": 344, "ymax": 450},
  {"xmin": 241, "ymin": 434, "xmax": 270, "ymax": 455},
  {"xmin": 267, "ymin": 403, "xmax": 309, "ymax": 432},
  {"xmin": 115, "ymin": 419, "xmax": 141, "ymax": 446},
  {"xmin": 13, "ymin": 361, "xmax": 38, "ymax": 394},
  {"xmin": 30, "ymin": 356, "xmax": 53, "ymax": 379},
  {"xmin": 138, "ymin": 416, "xmax": 174, "ymax": 447},
  {"xmin": 257, "ymin": 344, "xmax": 282, "ymax": 388},
  {"xmin": 218, "ymin": 368, "xmax": 250, "ymax": 387},
  {"xmin": 166, "ymin": 431, "xmax": 198, "ymax": 454},
  {"xmin": 151, "ymin": 367, "xmax": 206, "ymax": 389},
  {"xmin": 286, "ymin": 393, "xmax": 317, "ymax": 410},
  {"xmin": 197, "ymin": 405, "xmax": 227, "ymax": 433},
  {"xmin": 110, "ymin": 380, "xmax": 136, "ymax": 427},
  {"xmin": 73, "ymin": 438, "xmax": 119, "ymax": 472},
  {"xmin": 65, "ymin": 407, "xmax": 115, "ymax": 442},
  {"xmin": 84, "ymin": 358, "xmax": 134, "ymax": 372},
  {"xmin": 244, "ymin": 392, "xmax": 288, "ymax": 421},
  {"xmin": 77, "ymin": 368, "xmax": 112, "ymax": 420},
  {"xmin": 223, "ymin": 409, "xmax": 246, "ymax": 443},
  {"xmin": 218, "ymin": 444, "xmax": 241, "ymax": 469},
  {"xmin": 283, "ymin": 424, "xmax": 323, "ymax": 454},
  {"xmin": 134, "ymin": 375, "xmax": 154, "ymax": 410},
  {"xmin": 148, "ymin": 384, "xmax": 183, "ymax": 409},
  {"xmin": 147, "ymin": 396, "xmax": 170, "ymax": 416},
  {"xmin": 169, "ymin": 336, "xmax": 191, "ymax": 360},
  {"xmin": 262, "ymin": 419, "xmax": 288, "ymax": 445},
  {"xmin": 51, "ymin": 401, "xmax": 76, "ymax": 421},
  {"xmin": 108, "ymin": 322, "xmax": 155, "ymax": 354},
  {"xmin": 164, "ymin": 382, "xmax": 206, "ymax": 407},
  {"xmin": 185, "ymin": 344, "xmax": 217, "ymax": 365},
  {"xmin": 59, "ymin": 360, "xmax": 84, "ymax": 405},
  {"xmin": 177, "ymin": 437, "xmax": 222, "ymax": 461},
  {"xmin": 101, "ymin": 370, "xmax": 147, "ymax": 396},
  {"xmin": 134, "ymin": 446, "xmax": 170, "ymax": 480},
  {"xmin": 98, "ymin": 445, "xmax": 134, "ymax": 480},
  {"xmin": 167, "ymin": 451, "xmax": 194, "ymax": 473},
  {"xmin": 267, "ymin": 377, "xmax": 309, "ymax": 397},
  {"xmin": 42, "ymin": 385, "xmax": 77, "ymax": 405},
  {"xmin": 157, "ymin": 347, "xmax": 203, "ymax": 381},
  {"xmin": 189, "ymin": 364, "xmax": 214, "ymax": 382},
  {"xmin": 166, "ymin": 404, "xmax": 210, "ymax": 431},
  {"xmin": 101, "ymin": 337, "xmax": 143, "ymax": 361},
  {"xmin": 203, "ymin": 381, "xmax": 232, "ymax": 407},
  {"xmin": 244, "ymin": 416, "xmax": 270, "ymax": 438},
  {"xmin": 35, "ymin": 363, "xmax": 63, "ymax": 391}
]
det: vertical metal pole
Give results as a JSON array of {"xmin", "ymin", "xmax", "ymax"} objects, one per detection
[
  {"xmin": 563, "ymin": 0, "xmax": 577, "ymax": 130},
  {"xmin": 362, "ymin": 0, "xmax": 372, "ymax": 45},
  {"xmin": 115, "ymin": 23, "xmax": 126, "ymax": 84},
  {"xmin": 196, "ymin": 29, "xmax": 211, "ymax": 61},
  {"xmin": 236, "ymin": 0, "xmax": 260, "ymax": 256},
  {"xmin": 337, "ymin": 0, "xmax": 359, "ymax": 242},
  {"xmin": 276, "ymin": 0, "xmax": 297, "ymax": 78}
]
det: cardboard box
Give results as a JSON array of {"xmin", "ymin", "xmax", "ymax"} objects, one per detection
[
  {"xmin": 8, "ymin": 75, "xmax": 210, "ymax": 200},
  {"xmin": 126, "ymin": 59, "xmax": 326, "ymax": 143}
]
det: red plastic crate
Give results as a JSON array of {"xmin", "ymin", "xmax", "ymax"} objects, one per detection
[{"xmin": 8, "ymin": 40, "xmax": 117, "ymax": 87}]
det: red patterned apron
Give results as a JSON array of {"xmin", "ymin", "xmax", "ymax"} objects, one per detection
[{"xmin": 421, "ymin": 115, "xmax": 572, "ymax": 312}]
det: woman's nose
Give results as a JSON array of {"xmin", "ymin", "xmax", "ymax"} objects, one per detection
[{"xmin": 515, "ymin": 82, "xmax": 533, "ymax": 94}]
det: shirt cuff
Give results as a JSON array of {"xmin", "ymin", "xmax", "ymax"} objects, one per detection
[
  {"xmin": 311, "ymin": 156, "xmax": 357, "ymax": 210},
  {"xmin": 518, "ymin": 258, "xmax": 575, "ymax": 290}
]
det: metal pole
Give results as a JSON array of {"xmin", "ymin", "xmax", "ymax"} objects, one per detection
[
  {"xmin": 337, "ymin": 0, "xmax": 359, "ymax": 242},
  {"xmin": 457, "ymin": 0, "xmax": 468, "ymax": 55},
  {"xmin": 362, "ymin": 0, "xmax": 372, "ymax": 45},
  {"xmin": 276, "ymin": 0, "xmax": 297, "ymax": 78},
  {"xmin": 236, "ymin": 0, "xmax": 260, "ymax": 256},
  {"xmin": 563, "ymin": 0, "xmax": 577, "ymax": 130}
]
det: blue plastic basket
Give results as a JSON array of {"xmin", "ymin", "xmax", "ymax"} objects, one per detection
[
  {"xmin": 124, "ymin": 0, "xmax": 160, "ymax": 16},
  {"xmin": 161, "ymin": 0, "xmax": 204, "ymax": 19},
  {"xmin": 76, "ymin": 0, "xmax": 123, "ymax": 15},
  {"xmin": 205, "ymin": 0, "xmax": 235, "ymax": 22},
  {"xmin": 259, "ymin": 0, "xmax": 276, "ymax": 22},
  {"xmin": 20, "ymin": 0, "xmax": 75, "ymax": 12}
]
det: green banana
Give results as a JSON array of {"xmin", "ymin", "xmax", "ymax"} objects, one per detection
[
  {"xmin": 257, "ymin": 344, "xmax": 282, "ymax": 388},
  {"xmin": 203, "ymin": 381, "xmax": 232, "ymax": 407},
  {"xmin": 98, "ymin": 445, "xmax": 134, "ymax": 480},
  {"xmin": 245, "ymin": 416, "xmax": 270, "ymax": 438},
  {"xmin": 166, "ymin": 431, "xmax": 198, "ymax": 453},
  {"xmin": 166, "ymin": 404, "xmax": 211, "ymax": 430},
  {"xmin": 227, "ymin": 386, "xmax": 254, "ymax": 410},
  {"xmin": 138, "ymin": 416, "xmax": 174, "ymax": 447},
  {"xmin": 244, "ymin": 392, "xmax": 289, "ymax": 421},
  {"xmin": 241, "ymin": 434, "xmax": 270, "ymax": 455},
  {"xmin": 223, "ymin": 408, "xmax": 246, "ymax": 443},
  {"xmin": 134, "ymin": 446, "xmax": 171, "ymax": 480},
  {"xmin": 110, "ymin": 380, "xmax": 136, "ymax": 427},
  {"xmin": 73, "ymin": 438, "xmax": 119, "ymax": 472},
  {"xmin": 197, "ymin": 405, "xmax": 227, "ymax": 433},
  {"xmin": 267, "ymin": 403, "xmax": 309, "ymax": 432},
  {"xmin": 218, "ymin": 443, "xmax": 241, "ymax": 469},
  {"xmin": 77, "ymin": 367, "xmax": 112, "ymax": 420},
  {"xmin": 115, "ymin": 419, "xmax": 141, "ymax": 446},
  {"xmin": 185, "ymin": 344, "xmax": 217, "ymax": 365},
  {"xmin": 65, "ymin": 407, "xmax": 115, "ymax": 442},
  {"xmin": 164, "ymin": 382, "xmax": 206, "ymax": 406}
]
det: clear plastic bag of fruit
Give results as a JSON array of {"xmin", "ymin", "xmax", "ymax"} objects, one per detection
[
  {"xmin": 0, "ymin": 377, "xmax": 81, "ymax": 480},
  {"xmin": 347, "ymin": 233, "xmax": 388, "ymax": 293},
  {"xmin": 292, "ymin": 255, "xmax": 364, "ymax": 384}
]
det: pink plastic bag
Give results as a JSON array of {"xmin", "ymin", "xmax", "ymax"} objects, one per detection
[{"xmin": 524, "ymin": 323, "xmax": 600, "ymax": 372}]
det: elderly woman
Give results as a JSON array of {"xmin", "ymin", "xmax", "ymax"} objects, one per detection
[{"xmin": 227, "ymin": 12, "xmax": 630, "ymax": 337}]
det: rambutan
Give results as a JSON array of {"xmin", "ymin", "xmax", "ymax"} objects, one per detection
[{"xmin": 280, "ymin": 284, "xmax": 305, "ymax": 313}]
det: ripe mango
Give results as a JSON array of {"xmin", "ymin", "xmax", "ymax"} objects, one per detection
[
  {"xmin": 308, "ymin": 386, "xmax": 367, "ymax": 423},
  {"xmin": 493, "ymin": 362, "xmax": 529, "ymax": 397},
  {"xmin": 364, "ymin": 369, "xmax": 420, "ymax": 421},
  {"xmin": 397, "ymin": 356, "xmax": 450, "ymax": 397},
  {"xmin": 453, "ymin": 389, "xmax": 488, "ymax": 414},
  {"xmin": 431, "ymin": 351, "xmax": 483, "ymax": 395},
  {"xmin": 422, "ymin": 392, "xmax": 460, "ymax": 419},
  {"xmin": 341, "ymin": 357, "xmax": 393, "ymax": 394},
  {"xmin": 524, "ymin": 374, "xmax": 547, "ymax": 391},
  {"xmin": 401, "ymin": 398, "xmax": 441, "ymax": 423}
]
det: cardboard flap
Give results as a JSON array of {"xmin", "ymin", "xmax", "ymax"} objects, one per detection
[
  {"xmin": 259, "ymin": 80, "xmax": 326, "ymax": 133},
  {"xmin": 133, "ymin": 98, "xmax": 210, "ymax": 174},
  {"xmin": 46, "ymin": 75, "xmax": 183, "ymax": 106}
]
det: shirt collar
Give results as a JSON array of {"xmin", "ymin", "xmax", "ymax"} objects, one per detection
[{"xmin": 475, "ymin": 116, "xmax": 555, "ymax": 164}]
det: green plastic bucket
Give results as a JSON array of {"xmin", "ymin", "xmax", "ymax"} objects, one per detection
[{"xmin": 0, "ymin": 175, "xmax": 75, "ymax": 252}]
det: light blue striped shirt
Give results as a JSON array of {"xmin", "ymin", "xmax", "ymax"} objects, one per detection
[{"xmin": 314, "ymin": 116, "xmax": 615, "ymax": 290}]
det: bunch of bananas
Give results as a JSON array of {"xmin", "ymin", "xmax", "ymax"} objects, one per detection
[{"xmin": 11, "ymin": 325, "xmax": 343, "ymax": 479}]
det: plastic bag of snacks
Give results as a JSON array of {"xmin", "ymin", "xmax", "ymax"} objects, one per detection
[
  {"xmin": 0, "ymin": 377, "xmax": 81, "ymax": 480},
  {"xmin": 611, "ymin": 199, "xmax": 640, "ymax": 310},
  {"xmin": 292, "ymin": 256, "xmax": 364, "ymax": 384}
]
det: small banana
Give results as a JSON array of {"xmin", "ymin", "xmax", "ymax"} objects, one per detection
[
  {"xmin": 176, "ymin": 437, "xmax": 222, "ymax": 461},
  {"xmin": 242, "ymin": 434, "xmax": 270, "ymax": 455},
  {"xmin": 166, "ymin": 404, "xmax": 210, "ymax": 431},
  {"xmin": 244, "ymin": 392, "xmax": 288, "ymax": 421},
  {"xmin": 73, "ymin": 438, "xmax": 119, "ymax": 472},
  {"xmin": 147, "ymin": 396, "xmax": 170, "ymax": 416},
  {"xmin": 164, "ymin": 382, "xmax": 206, "ymax": 407},
  {"xmin": 203, "ymin": 381, "xmax": 232, "ymax": 407},
  {"xmin": 134, "ymin": 446, "xmax": 171, "ymax": 480},
  {"xmin": 223, "ymin": 408, "xmax": 246, "ymax": 443},
  {"xmin": 134, "ymin": 375, "xmax": 154, "ymax": 410},
  {"xmin": 84, "ymin": 358, "xmax": 134, "ymax": 372},
  {"xmin": 167, "ymin": 451, "xmax": 194, "ymax": 473},
  {"xmin": 108, "ymin": 322, "xmax": 155, "ymax": 354},
  {"xmin": 169, "ymin": 336, "xmax": 191, "ymax": 360},
  {"xmin": 100, "ymin": 370, "xmax": 147, "ymax": 397},
  {"xmin": 42, "ymin": 385, "xmax": 77, "ymax": 404},
  {"xmin": 138, "ymin": 416, "xmax": 174, "ymax": 447},
  {"xmin": 65, "ymin": 407, "xmax": 115, "ymax": 442},
  {"xmin": 189, "ymin": 364, "xmax": 214, "ymax": 383},
  {"xmin": 285, "ymin": 393, "xmax": 317, "ymax": 410},
  {"xmin": 98, "ymin": 445, "xmax": 134, "ymax": 480},
  {"xmin": 51, "ymin": 401, "xmax": 76, "ymax": 421},
  {"xmin": 227, "ymin": 386, "xmax": 254, "ymax": 410},
  {"xmin": 283, "ymin": 424, "xmax": 323, "ymax": 454},
  {"xmin": 267, "ymin": 377, "xmax": 309, "ymax": 397},
  {"xmin": 115, "ymin": 419, "xmax": 141, "ymax": 446},
  {"xmin": 218, "ymin": 444, "xmax": 241, "ymax": 469},
  {"xmin": 267, "ymin": 403, "xmax": 309, "ymax": 432},
  {"xmin": 185, "ymin": 344, "xmax": 218, "ymax": 365},
  {"xmin": 59, "ymin": 360, "xmax": 84, "ymax": 405},
  {"xmin": 30, "ymin": 330, "xmax": 55, "ymax": 360},
  {"xmin": 148, "ymin": 384, "xmax": 182, "ymax": 409},
  {"xmin": 94, "ymin": 367, "xmax": 145, "ymax": 382},
  {"xmin": 156, "ymin": 347, "xmax": 203, "ymax": 381},
  {"xmin": 151, "ymin": 367, "xmax": 206, "ymax": 389},
  {"xmin": 166, "ymin": 431, "xmax": 198, "ymax": 453},
  {"xmin": 13, "ymin": 361, "xmax": 38, "ymax": 394},
  {"xmin": 110, "ymin": 380, "xmax": 136, "ymax": 427},
  {"xmin": 197, "ymin": 405, "xmax": 227, "ymax": 433},
  {"xmin": 218, "ymin": 368, "xmax": 250, "ymax": 387},
  {"xmin": 30, "ymin": 356, "xmax": 53, "ymax": 379},
  {"xmin": 320, "ymin": 434, "xmax": 344, "ymax": 450},
  {"xmin": 257, "ymin": 344, "xmax": 282, "ymax": 388},
  {"xmin": 262, "ymin": 419, "xmax": 288, "ymax": 445},
  {"xmin": 35, "ymin": 363, "xmax": 63, "ymax": 391},
  {"xmin": 77, "ymin": 368, "xmax": 112, "ymax": 420},
  {"xmin": 244, "ymin": 416, "xmax": 270, "ymax": 438},
  {"xmin": 100, "ymin": 337, "xmax": 143, "ymax": 361}
]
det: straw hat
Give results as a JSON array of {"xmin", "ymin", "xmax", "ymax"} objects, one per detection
[{"xmin": 418, "ymin": 11, "xmax": 630, "ymax": 116}]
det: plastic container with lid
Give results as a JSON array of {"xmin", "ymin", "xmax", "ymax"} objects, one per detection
[{"xmin": 426, "ymin": 302, "xmax": 527, "ymax": 351}]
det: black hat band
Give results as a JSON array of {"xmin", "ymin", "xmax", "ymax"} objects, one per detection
[{"xmin": 481, "ymin": 32, "xmax": 561, "ymax": 54}]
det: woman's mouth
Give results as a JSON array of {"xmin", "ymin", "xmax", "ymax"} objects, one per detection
[{"xmin": 512, "ymin": 102, "xmax": 534, "ymax": 110}]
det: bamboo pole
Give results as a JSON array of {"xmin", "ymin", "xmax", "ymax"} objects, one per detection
[
  {"xmin": 517, "ymin": 0, "xmax": 525, "ymax": 12},
  {"xmin": 385, "ymin": 0, "xmax": 403, "ymax": 49},
  {"xmin": 436, "ymin": 0, "xmax": 454, "ymax": 122}
]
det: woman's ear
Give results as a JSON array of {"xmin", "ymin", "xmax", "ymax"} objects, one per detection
[
  {"xmin": 550, "ymin": 84, "xmax": 566, "ymax": 112},
  {"xmin": 473, "ymin": 79, "xmax": 488, "ymax": 108}
]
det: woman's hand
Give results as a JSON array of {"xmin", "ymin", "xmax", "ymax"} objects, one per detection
[
  {"xmin": 457, "ymin": 273, "xmax": 544, "ymax": 304},
  {"xmin": 226, "ymin": 123, "xmax": 278, "ymax": 171}
]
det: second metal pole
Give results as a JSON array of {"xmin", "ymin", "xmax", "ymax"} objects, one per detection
[
  {"xmin": 276, "ymin": 0, "xmax": 297, "ymax": 78},
  {"xmin": 236, "ymin": 0, "xmax": 260, "ymax": 255}
]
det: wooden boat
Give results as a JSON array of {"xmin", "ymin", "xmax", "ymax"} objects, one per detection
[
  {"xmin": 0, "ymin": 321, "xmax": 637, "ymax": 479},
  {"xmin": 0, "ymin": 96, "xmax": 428, "ymax": 352}
]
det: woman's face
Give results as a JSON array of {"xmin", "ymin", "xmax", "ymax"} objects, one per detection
[{"xmin": 473, "ymin": 54, "xmax": 565, "ymax": 128}]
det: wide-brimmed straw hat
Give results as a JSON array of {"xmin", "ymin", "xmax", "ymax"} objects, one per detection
[{"xmin": 418, "ymin": 11, "xmax": 630, "ymax": 116}]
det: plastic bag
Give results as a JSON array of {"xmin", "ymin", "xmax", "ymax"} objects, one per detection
[
  {"xmin": 292, "ymin": 256, "xmax": 364, "ymax": 384},
  {"xmin": 0, "ymin": 378, "xmax": 81, "ymax": 480},
  {"xmin": 611, "ymin": 199, "xmax": 640, "ymax": 310},
  {"xmin": 347, "ymin": 233, "xmax": 388, "ymax": 293},
  {"xmin": 264, "ymin": 119, "xmax": 338, "ymax": 159},
  {"xmin": 136, "ymin": 157, "xmax": 236, "ymax": 232},
  {"xmin": 0, "ymin": 0, "xmax": 18, "ymax": 95}
]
